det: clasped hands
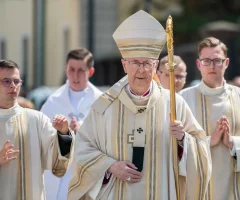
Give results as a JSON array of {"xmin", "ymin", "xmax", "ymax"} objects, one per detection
[
  {"xmin": 69, "ymin": 117, "xmax": 81, "ymax": 133},
  {"xmin": 210, "ymin": 116, "xmax": 233, "ymax": 149}
]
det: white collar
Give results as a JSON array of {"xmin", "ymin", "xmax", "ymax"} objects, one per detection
[
  {"xmin": 126, "ymin": 82, "xmax": 152, "ymax": 100},
  {"xmin": 0, "ymin": 104, "xmax": 22, "ymax": 117},
  {"xmin": 199, "ymin": 80, "xmax": 229, "ymax": 96}
]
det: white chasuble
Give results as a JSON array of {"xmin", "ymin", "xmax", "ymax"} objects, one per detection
[
  {"xmin": 180, "ymin": 81, "xmax": 240, "ymax": 200},
  {"xmin": 68, "ymin": 78, "xmax": 211, "ymax": 200},
  {"xmin": 0, "ymin": 105, "xmax": 74, "ymax": 200}
]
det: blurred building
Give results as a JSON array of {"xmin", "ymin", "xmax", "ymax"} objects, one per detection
[
  {"xmin": 0, "ymin": 0, "xmax": 34, "ymax": 89},
  {"xmin": 1, "ymin": 0, "xmax": 240, "ymax": 91},
  {"xmin": 0, "ymin": 0, "xmax": 123, "ymax": 89},
  {"xmin": 0, "ymin": 0, "xmax": 80, "ymax": 89}
]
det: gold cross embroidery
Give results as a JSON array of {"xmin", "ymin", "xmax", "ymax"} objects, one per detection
[{"xmin": 138, "ymin": 108, "xmax": 146, "ymax": 113}]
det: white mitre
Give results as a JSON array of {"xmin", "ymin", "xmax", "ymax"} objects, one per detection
[{"xmin": 113, "ymin": 10, "xmax": 166, "ymax": 59}]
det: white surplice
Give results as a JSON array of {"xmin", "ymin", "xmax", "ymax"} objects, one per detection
[
  {"xmin": 41, "ymin": 80, "xmax": 102, "ymax": 200},
  {"xmin": 180, "ymin": 81, "xmax": 240, "ymax": 200},
  {"xmin": 41, "ymin": 80, "xmax": 102, "ymax": 124},
  {"xmin": 68, "ymin": 77, "xmax": 211, "ymax": 200},
  {"xmin": 0, "ymin": 104, "xmax": 73, "ymax": 200}
]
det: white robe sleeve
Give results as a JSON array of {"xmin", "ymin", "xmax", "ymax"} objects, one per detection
[
  {"xmin": 230, "ymin": 136, "xmax": 240, "ymax": 172},
  {"xmin": 87, "ymin": 176, "xmax": 105, "ymax": 200},
  {"xmin": 39, "ymin": 113, "xmax": 74, "ymax": 176},
  {"xmin": 176, "ymin": 94, "xmax": 211, "ymax": 181},
  {"xmin": 40, "ymin": 99, "xmax": 56, "ymax": 120}
]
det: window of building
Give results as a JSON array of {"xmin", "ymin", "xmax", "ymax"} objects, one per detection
[
  {"xmin": 63, "ymin": 26, "xmax": 70, "ymax": 63},
  {"xmin": 61, "ymin": 26, "xmax": 70, "ymax": 83},
  {"xmin": 21, "ymin": 35, "xmax": 29, "ymax": 89},
  {"xmin": 0, "ymin": 37, "xmax": 7, "ymax": 59}
]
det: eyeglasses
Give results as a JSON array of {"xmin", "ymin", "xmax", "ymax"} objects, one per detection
[
  {"xmin": 124, "ymin": 60, "xmax": 156, "ymax": 69},
  {"xmin": 0, "ymin": 78, "xmax": 23, "ymax": 88},
  {"xmin": 199, "ymin": 58, "xmax": 226, "ymax": 67},
  {"xmin": 159, "ymin": 71, "xmax": 186, "ymax": 80}
]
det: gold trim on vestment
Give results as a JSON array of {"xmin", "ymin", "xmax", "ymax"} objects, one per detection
[
  {"xmin": 121, "ymin": 51, "xmax": 161, "ymax": 60},
  {"xmin": 115, "ymin": 37, "xmax": 165, "ymax": 59},
  {"xmin": 152, "ymin": 106, "xmax": 157, "ymax": 200},
  {"xmin": 154, "ymin": 100, "xmax": 162, "ymax": 200},
  {"xmin": 196, "ymin": 86, "xmax": 240, "ymax": 200},
  {"xmin": 149, "ymin": 108, "xmax": 155, "ymax": 200},
  {"xmin": 102, "ymin": 93, "xmax": 114, "ymax": 104},
  {"xmin": 116, "ymin": 39, "xmax": 164, "ymax": 48},
  {"xmin": 16, "ymin": 111, "xmax": 27, "ymax": 200},
  {"xmin": 14, "ymin": 110, "xmax": 30, "ymax": 200},
  {"xmin": 196, "ymin": 92, "xmax": 203, "ymax": 129},
  {"xmin": 68, "ymin": 153, "xmax": 105, "ymax": 193},
  {"xmin": 196, "ymin": 91, "xmax": 212, "ymax": 200},
  {"xmin": 122, "ymin": 104, "xmax": 128, "ymax": 200},
  {"xmin": 145, "ymin": 108, "xmax": 152, "ymax": 199},
  {"xmin": 114, "ymin": 101, "xmax": 125, "ymax": 200},
  {"xmin": 104, "ymin": 92, "xmax": 115, "ymax": 102},
  {"xmin": 193, "ymin": 137, "xmax": 202, "ymax": 199},
  {"xmin": 230, "ymin": 87, "xmax": 240, "ymax": 199},
  {"xmin": 22, "ymin": 111, "xmax": 31, "ymax": 200},
  {"xmin": 112, "ymin": 100, "xmax": 120, "ymax": 200},
  {"xmin": 145, "ymin": 104, "xmax": 159, "ymax": 200}
]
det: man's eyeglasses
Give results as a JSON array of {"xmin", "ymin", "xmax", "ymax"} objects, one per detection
[
  {"xmin": 124, "ymin": 60, "xmax": 156, "ymax": 69},
  {"xmin": 199, "ymin": 58, "xmax": 226, "ymax": 67},
  {"xmin": 0, "ymin": 78, "xmax": 23, "ymax": 88}
]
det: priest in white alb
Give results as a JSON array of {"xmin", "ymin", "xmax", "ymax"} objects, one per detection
[
  {"xmin": 41, "ymin": 48, "xmax": 102, "ymax": 200},
  {"xmin": 180, "ymin": 37, "xmax": 240, "ymax": 200},
  {"xmin": 0, "ymin": 59, "xmax": 74, "ymax": 200},
  {"xmin": 68, "ymin": 10, "xmax": 211, "ymax": 200}
]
